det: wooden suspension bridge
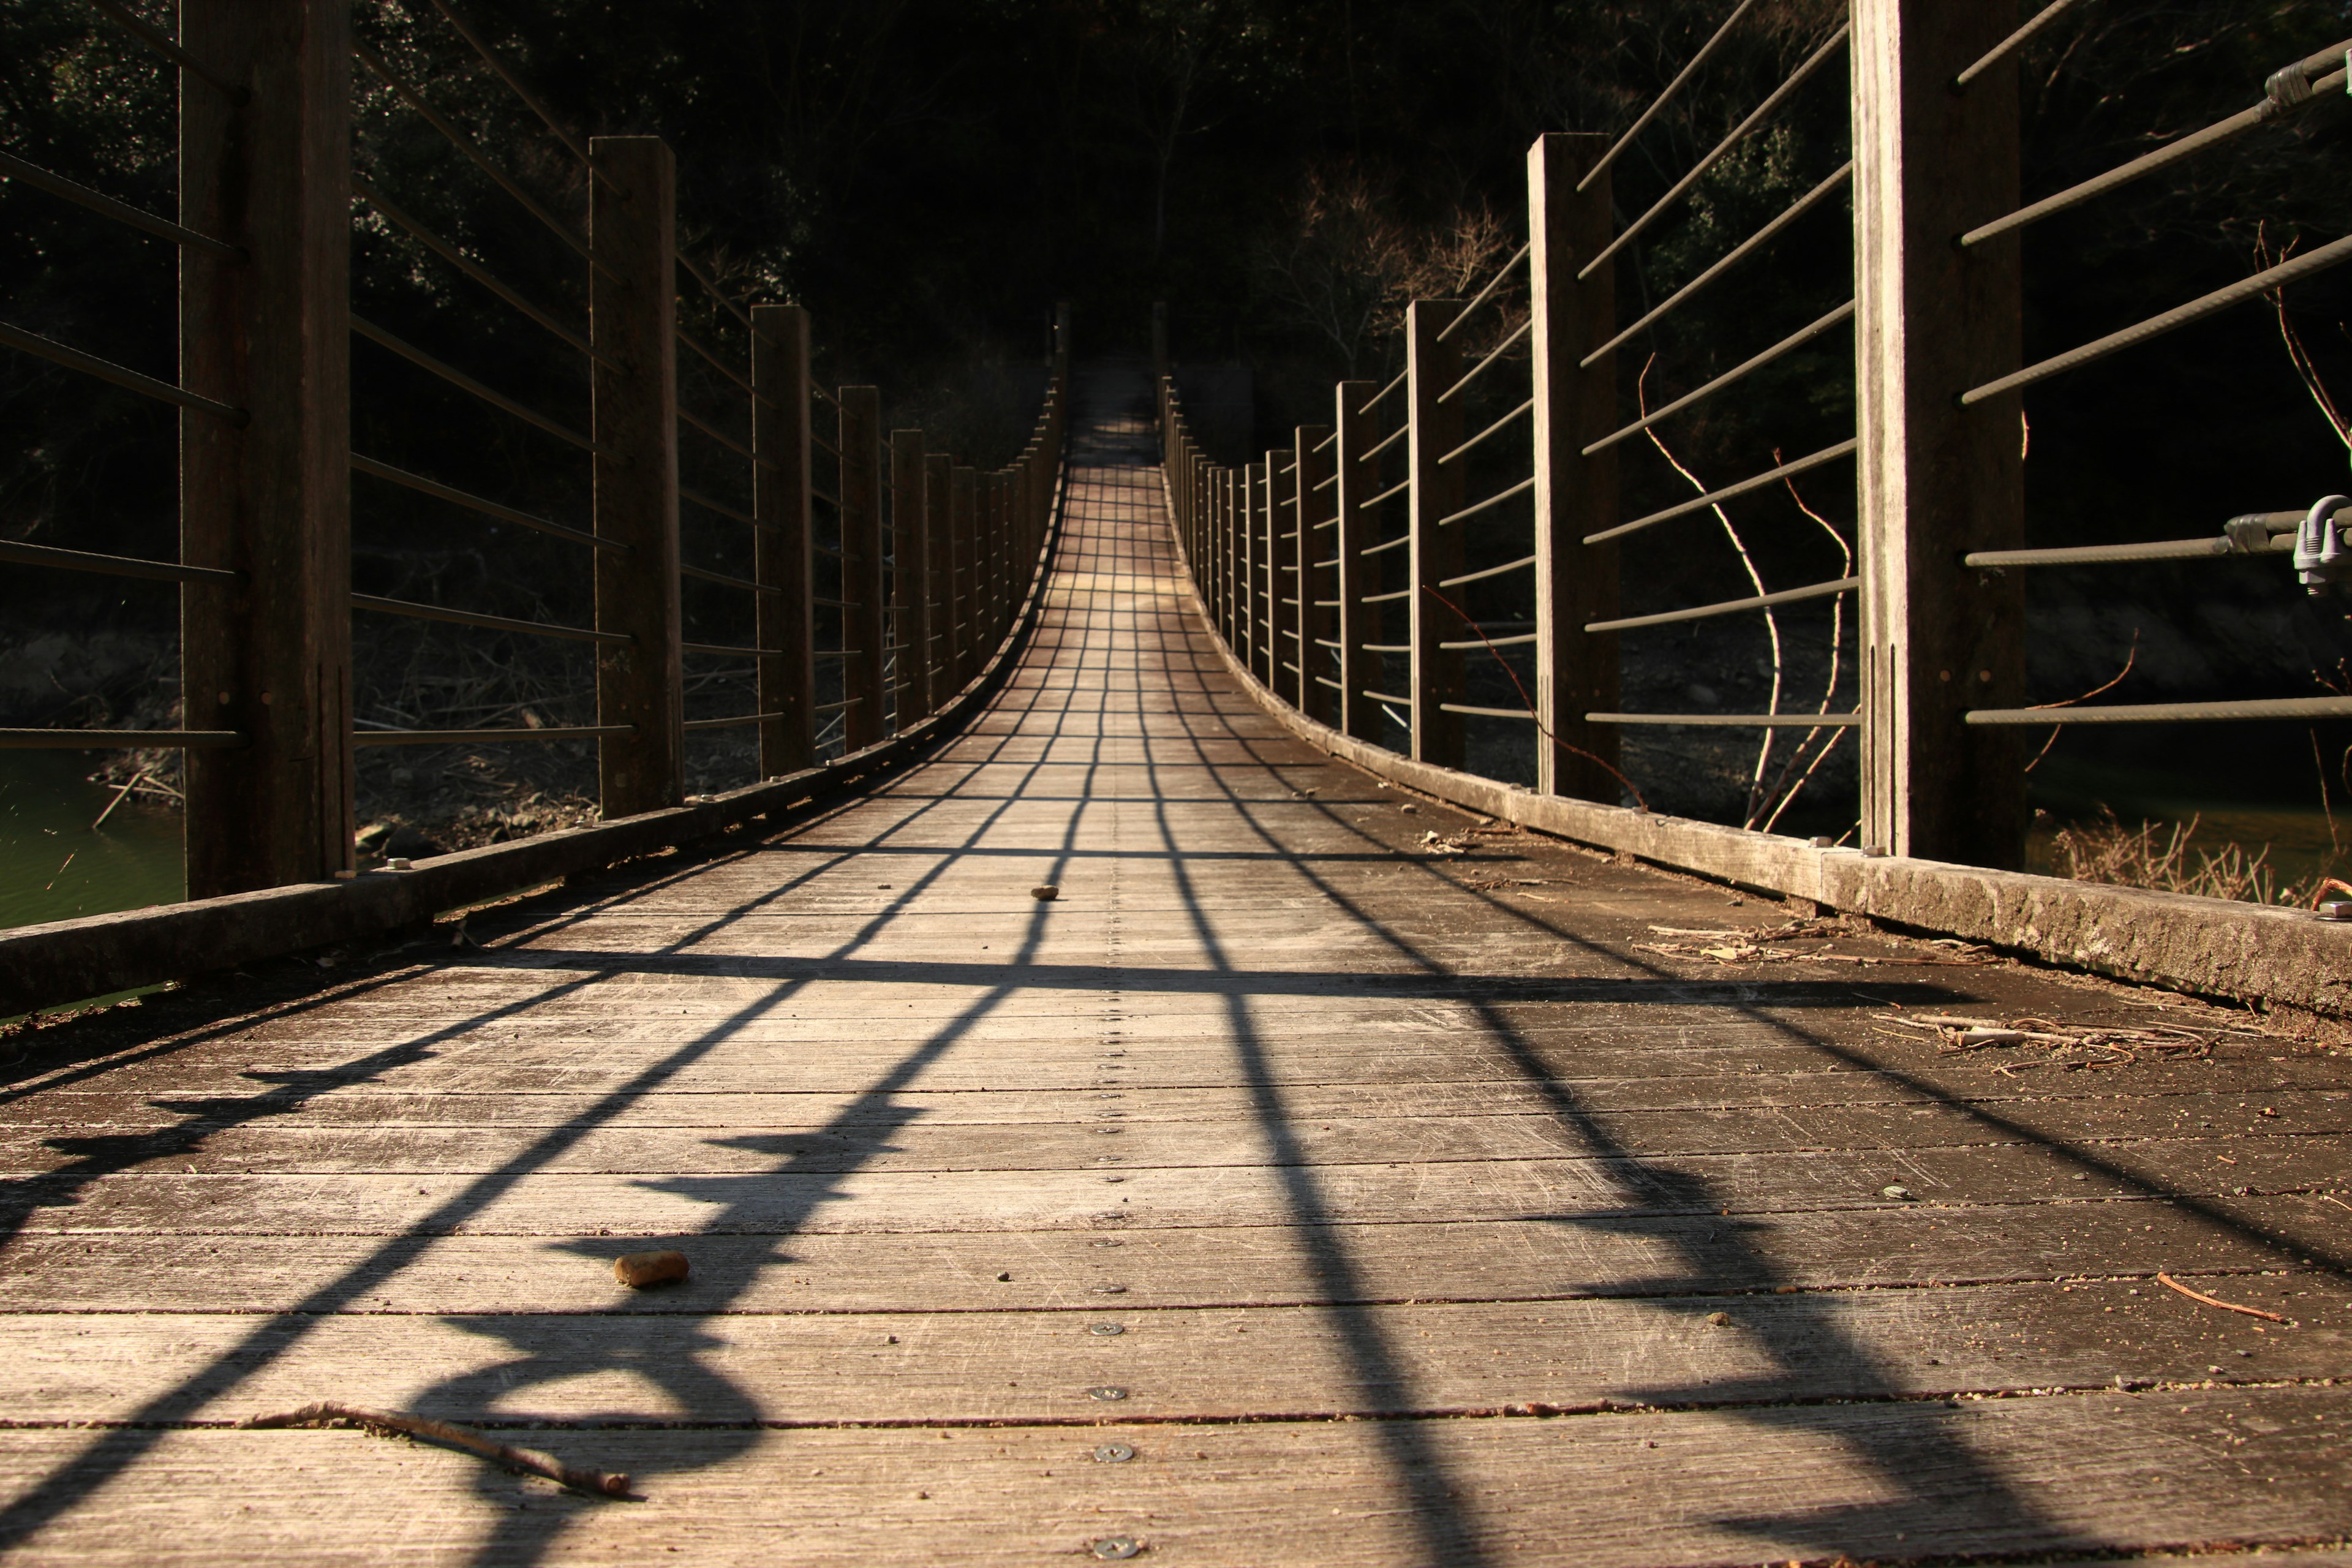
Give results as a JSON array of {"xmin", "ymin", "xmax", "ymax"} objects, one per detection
[
  {"xmin": 4, "ymin": 2, "xmax": 2352, "ymax": 1561},
  {"xmin": 0, "ymin": 366, "xmax": 2345, "ymax": 1564}
]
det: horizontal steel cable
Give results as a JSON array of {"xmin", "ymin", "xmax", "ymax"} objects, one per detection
[
  {"xmin": 1430, "ymin": 630, "xmax": 1543, "ymax": 649},
  {"xmin": 426, "ymin": 0, "xmax": 590, "ymax": 162},
  {"xmin": 680, "ymin": 406, "xmax": 775, "ymax": 469},
  {"xmin": 1441, "ymin": 399, "xmax": 1534, "ymax": 466},
  {"xmin": 1440, "ymin": 475, "xmax": 1535, "ymax": 529},
  {"xmin": 1953, "ymin": 0, "xmax": 2087, "ymax": 91},
  {"xmin": 677, "ymin": 325, "xmax": 755, "ymax": 396},
  {"xmin": 1439, "ymin": 554, "xmax": 1534, "ymax": 589},
  {"xmin": 682, "ymin": 563, "xmax": 776, "ymax": 595},
  {"xmin": 1586, "ymin": 299, "xmax": 1853, "ymax": 454},
  {"xmin": 679, "ymin": 486, "xmax": 764, "ymax": 530},
  {"xmin": 1313, "ymin": 472, "xmax": 1340, "ymax": 492},
  {"xmin": 1585, "ymin": 162, "xmax": 1850, "ymax": 369},
  {"xmin": 0, "ymin": 319, "xmax": 244, "ymax": 422},
  {"xmin": 89, "ymin": 0, "xmax": 244, "ymax": 99},
  {"xmin": 352, "ymin": 590, "xmax": 627, "ymax": 644},
  {"xmin": 1314, "ymin": 431, "xmax": 1340, "ymax": 453},
  {"xmin": 1360, "ymin": 688, "xmax": 1415, "ymax": 705},
  {"xmin": 1581, "ymin": 23, "xmax": 1850, "ymax": 282},
  {"xmin": 1964, "ymin": 533, "xmax": 2291, "ymax": 568},
  {"xmin": 1578, "ymin": 0, "xmax": 1760, "ymax": 195},
  {"xmin": 1360, "ymin": 533, "xmax": 1411, "ymax": 558},
  {"xmin": 1962, "ymin": 233, "xmax": 2352, "ymax": 405},
  {"xmin": 1962, "ymin": 59, "xmax": 2348, "ymax": 247},
  {"xmin": 0, "ymin": 726, "xmax": 241, "ymax": 749},
  {"xmin": 1314, "ymin": 676, "xmax": 1344, "ymax": 692},
  {"xmin": 1356, "ymin": 370, "xmax": 1407, "ymax": 416},
  {"xmin": 1585, "ymin": 439, "xmax": 1858, "ymax": 545},
  {"xmin": 1587, "ymin": 710, "xmax": 1860, "ymax": 727},
  {"xmin": 352, "ymin": 175, "xmax": 600, "ymax": 366},
  {"xmin": 356, "ymin": 723, "xmax": 628, "ymax": 746},
  {"xmin": 1362, "ymin": 476, "xmax": 1412, "ymax": 510},
  {"xmin": 677, "ymin": 250, "xmax": 755, "ymax": 334},
  {"xmin": 684, "ymin": 710, "xmax": 787, "ymax": 731},
  {"xmin": 683, "ymin": 641, "xmax": 782, "ymax": 658},
  {"xmin": 1586, "ymin": 573, "xmax": 1855, "ymax": 635},
  {"xmin": 1439, "ymin": 319, "xmax": 1531, "ymax": 404},
  {"xmin": 1966, "ymin": 695, "xmax": 2352, "ymax": 725},
  {"xmin": 352, "ymin": 314, "xmax": 600, "ymax": 451},
  {"xmin": 353, "ymin": 451, "xmax": 612, "ymax": 551},
  {"xmin": 0, "ymin": 538, "xmax": 236, "ymax": 585},
  {"xmin": 1362, "ymin": 587, "xmax": 1412, "ymax": 603},
  {"xmin": 0, "ymin": 149, "xmax": 240, "ymax": 256},
  {"xmin": 1436, "ymin": 244, "xmax": 1532, "ymax": 343},
  {"xmin": 1360, "ymin": 423, "xmax": 1410, "ymax": 464},
  {"xmin": 352, "ymin": 41, "xmax": 600, "ymax": 274},
  {"xmin": 1362, "ymin": 643, "xmax": 1412, "ymax": 653},
  {"xmin": 1441, "ymin": 703, "xmax": 1537, "ymax": 717}
]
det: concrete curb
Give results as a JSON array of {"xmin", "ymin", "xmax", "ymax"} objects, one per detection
[
  {"xmin": 1155, "ymin": 472, "xmax": 2352, "ymax": 1017},
  {"xmin": 0, "ymin": 460, "xmax": 1074, "ymax": 1021}
]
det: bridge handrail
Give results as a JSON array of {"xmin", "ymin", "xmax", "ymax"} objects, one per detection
[{"xmin": 2, "ymin": 0, "xmax": 1070, "ymax": 907}]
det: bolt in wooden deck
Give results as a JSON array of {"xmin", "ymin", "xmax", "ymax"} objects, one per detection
[{"xmin": 0, "ymin": 367, "xmax": 2346, "ymax": 1565}]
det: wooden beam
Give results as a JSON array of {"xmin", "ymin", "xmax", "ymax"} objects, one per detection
[
  {"xmin": 752, "ymin": 303, "xmax": 815, "ymax": 775},
  {"xmin": 1266, "ymin": 448, "xmax": 1297, "ymax": 695},
  {"xmin": 1529, "ymin": 132, "xmax": 1623, "ymax": 802},
  {"xmin": 1295, "ymin": 424, "xmax": 1335, "ymax": 724},
  {"xmin": 1406, "ymin": 300, "xmax": 1467, "ymax": 768},
  {"xmin": 921, "ymin": 451, "xmax": 952, "ymax": 717},
  {"xmin": 1853, "ymin": 0, "xmax": 2027, "ymax": 865},
  {"xmin": 839, "ymin": 386, "xmax": 884, "ymax": 750},
  {"xmin": 891, "ymin": 429, "xmax": 927, "ymax": 731},
  {"xmin": 180, "ymin": 0, "xmax": 354, "ymax": 898},
  {"xmin": 952, "ymin": 464, "xmax": 978, "ymax": 687},
  {"xmin": 1333, "ymin": 381, "xmax": 1382, "ymax": 744},
  {"xmin": 589, "ymin": 135, "xmax": 682, "ymax": 819}
]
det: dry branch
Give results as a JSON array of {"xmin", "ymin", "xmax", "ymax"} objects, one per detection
[{"xmin": 242, "ymin": 1401, "xmax": 632, "ymax": 1497}]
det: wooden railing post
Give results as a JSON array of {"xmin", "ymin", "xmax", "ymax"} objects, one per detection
[
  {"xmin": 1333, "ymin": 380, "xmax": 1382, "ymax": 744},
  {"xmin": 589, "ymin": 135, "xmax": 683, "ymax": 820},
  {"xmin": 1216, "ymin": 468, "xmax": 1234, "ymax": 647},
  {"xmin": 891, "ymin": 428, "xmax": 927, "ymax": 731},
  {"xmin": 1406, "ymin": 300, "xmax": 1467, "ymax": 768},
  {"xmin": 1529, "ymin": 133, "xmax": 1621, "ymax": 801},
  {"xmin": 1266, "ymin": 447, "xmax": 1297, "ymax": 693},
  {"xmin": 839, "ymin": 386, "xmax": 884, "ymax": 750},
  {"xmin": 181, "ymin": 0, "xmax": 354, "ymax": 896},
  {"xmin": 1853, "ymin": 1, "xmax": 2027, "ymax": 864},
  {"xmin": 922, "ymin": 451, "xmax": 953, "ymax": 710},
  {"xmin": 753, "ymin": 303, "xmax": 815, "ymax": 775},
  {"xmin": 1295, "ymin": 424, "xmax": 1335, "ymax": 722},
  {"xmin": 952, "ymin": 464, "xmax": 978, "ymax": 686}
]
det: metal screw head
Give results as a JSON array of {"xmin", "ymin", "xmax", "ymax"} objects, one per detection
[
  {"xmin": 1090, "ymin": 1537, "xmax": 1142, "ymax": 1560},
  {"xmin": 1089, "ymin": 1322, "xmax": 1125, "ymax": 1336},
  {"xmin": 1882, "ymin": 1184, "xmax": 1913, "ymax": 1201},
  {"xmin": 1093, "ymin": 1442, "xmax": 1136, "ymax": 1463},
  {"xmin": 2321, "ymin": 901, "xmax": 2352, "ymax": 921},
  {"xmin": 1087, "ymin": 1385, "xmax": 1129, "ymax": 1401}
]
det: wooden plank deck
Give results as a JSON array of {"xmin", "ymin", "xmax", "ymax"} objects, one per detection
[{"xmin": 0, "ymin": 366, "xmax": 2348, "ymax": 1565}]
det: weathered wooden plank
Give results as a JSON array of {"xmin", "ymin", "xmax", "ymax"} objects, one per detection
[
  {"xmin": 0, "ymin": 1275, "xmax": 2340, "ymax": 1427},
  {"xmin": 1, "ymin": 1387, "xmax": 2347, "ymax": 1566},
  {"xmin": 2, "ymin": 1197, "xmax": 2334, "ymax": 1314}
]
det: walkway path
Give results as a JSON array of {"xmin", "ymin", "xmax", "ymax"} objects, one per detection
[{"xmin": 0, "ymin": 367, "xmax": 2347, "ymax": 1564}]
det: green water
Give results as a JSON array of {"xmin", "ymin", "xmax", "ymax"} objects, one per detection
[
  {"xmin": 0, "ymin": 752, "xmax": 183, "ymax": 932},
  {"xmin": 2030, "ymin": 750, "xmax": 2350, "ymax": 899}
]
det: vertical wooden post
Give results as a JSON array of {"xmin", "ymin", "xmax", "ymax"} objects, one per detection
[
  {"xmin": 1295, "ymin": 424, "xmax": 1335, "ymax": 722},
  {"xmin": 891, "ymin": 429, "xmax": 927, "ymax": 731},
  {"xmin": 588, "ymin": 135, "xmax": 683, "ymax": 820},
  {"xmin": 181, "ymin": 0, "xmax": 353, "ymax": 896},
  {"xmin": 1333, "ymin": 381, "xmax": 1384, "ymax": 743},
  {"xmin": 839, "ymin": 386, "xmax": 884, "ymax": 750},
  {"xmin": 753, "ymin": 303, "xmax": 815, "ymax": 775},
  {"xmin": 1853, "ymin": 1, "xmax": 2026, "ymax": 864},
  {"xmin": 1266, "ymin": 448, "xmax": 1297, "ymax": 694},
  {"xmin": 1529, "ymin": 133, "xmax": 1622, "ymax": 801},
  {"xmin": 1245, "ymin": 463, "xmax": 1267, "ymax": 674},
  {"xmin": 1406, "ymin": 300, "xmax": 1467, "ymax": 768},
  {"xmin": 1217, "ymin": 469, "xmax": 1235, "ymax": 647},
  {"xmin": 952, "ymin": 464, "xmax": 978, "ymax": 685},
  {"xmin": 923, "ymin": 450, "xmax": 952, "ymax": 711},
  {"xmin": 981, "ymin": 473, "xmax": 1003, "ymax": 650}
]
